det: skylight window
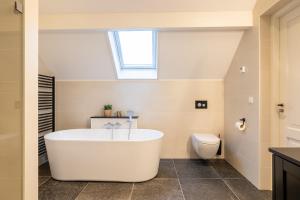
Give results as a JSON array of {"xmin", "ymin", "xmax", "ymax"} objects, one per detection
[{"xmin": 108, "ymin": 30, "xmax": 158, "ymax": 79}]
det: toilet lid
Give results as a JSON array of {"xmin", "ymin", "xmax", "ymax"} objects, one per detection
[{"xmin": 193, "ymin": 133, "xmax": 220, "ymax": 145}]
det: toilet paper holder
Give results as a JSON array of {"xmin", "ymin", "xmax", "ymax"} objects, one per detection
[
  {"xmin": 235, "ymin": 118, "xmax": 247, "ymax": 131},
  {"xmin": 240, "ymin": 118, "xmax": 246, "ymax": 126}
]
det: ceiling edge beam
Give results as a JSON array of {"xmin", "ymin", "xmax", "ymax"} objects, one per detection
[{"xmin": 39, "ymin": 11, "xmax": 253, "ymax": 31}]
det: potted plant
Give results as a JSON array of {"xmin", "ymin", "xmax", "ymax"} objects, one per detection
[{"xmin": 104, "ymin": 104, "xmax": 112, "ymax": 117}]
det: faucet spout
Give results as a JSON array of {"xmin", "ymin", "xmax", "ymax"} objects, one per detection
[{"xmin": 127, "ymin": 110, "xmax": 134, "ymax": 140}]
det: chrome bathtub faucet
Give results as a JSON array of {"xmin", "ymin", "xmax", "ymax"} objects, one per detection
[
  {"xmin": 104, "ymin": 122, "xmax": 114, "ymax": 140},
  {"xmin": 104, "ymin": 122, "xmax": 122, "ymax": 140},
  {"xmin": 104, "ymin": 122, "xmax": 122, "ymax": 129},
  {"xmin": 127, "ymin": 111, "xmax": 134, "ymax": 140},
  {"xmin": 104, "ymin": 122, "xmax": 114, "ymax": 129},
  {"xmin": 114, "ymin": 122, "xmax": 122, "ymax": 129}
]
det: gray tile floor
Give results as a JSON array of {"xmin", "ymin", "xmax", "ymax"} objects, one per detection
[{"xmin": 39, "ymin": 159, "xmax": 271, "ymax": 200}]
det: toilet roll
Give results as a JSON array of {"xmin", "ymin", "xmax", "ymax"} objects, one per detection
[{"xmin": 235, "ymin": 121, "xmax": 246, "ymax": 131}]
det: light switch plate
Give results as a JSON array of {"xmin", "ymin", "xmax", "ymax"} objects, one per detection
[
  {"xmin": 248, "ymin": 96, "xmax": 254, "ymax": 104},
  {"xmin": 240, "ymin": 66, "xmax": 247, "ymax": 73}
]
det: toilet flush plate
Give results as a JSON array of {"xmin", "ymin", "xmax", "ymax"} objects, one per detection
[{"xmin": 195, "ymin": 100, "xmax": 208, "ymax": 109}]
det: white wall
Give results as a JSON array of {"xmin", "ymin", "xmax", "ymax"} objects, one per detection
[
  {"xmin": 56, "ymin": 80, "xmax": 224, "ymax": 158},
  {"xmin": 39, "ymin": 30, "xmax": 243, "ymax": 80},
  {"xmin": 40, "ymin": 0, "xmax": 256, "ymax": 14},
  {"xmin": 224, "ymin": 28, "xmax": 260, "ymax": 187},
  {"xmin": 159, "ymin": 31, "xmax": 243, "ymax": 79},
  {"xmin": 39, "ymin": 57, "xmax": 54, "ymax": 76}
]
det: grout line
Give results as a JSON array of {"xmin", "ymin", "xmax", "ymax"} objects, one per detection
[
  {"xmin": 38, "ymin": 176, "xmax": 51, "ymax": 187},
  {"xmin": 210, "ymin": 161, "xmax": 244, "ymax": 180},
  {"xmin": 128, "ymin": 183, "xmax": 134, "ymax": 200},
  {"xmin": 222, "ymin": 179, "xmax": 241, "ymax": 200},
  {"xmin": 177, "ymin": 177, "xmax": 225, "ymax": 180},
  {"xmin": 173, "ymin": 160, "xmax": 186, "ymax": 200},
  {"xmin": 223, "ymin": 178, "xmax": 243, "ymax": 180},
  {"xmin": 154, "ymin": 177, "xmax": 178, "ymax": 180},
  {"xmin": 172, "ymin": 159, "xmax": 178, "ymax": 178},
  {"xmin": 75, "ymin": 182, "xmax": 89, "ymax": 200},
  {"xmin": 210, "ymin": 164, "xmax": 223, "ymax": 179}
]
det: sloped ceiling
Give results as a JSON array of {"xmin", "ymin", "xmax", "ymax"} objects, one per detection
[
  {"xmin": 39, "ymin": 0, "xmax": 256, "ymax": 14},
  {"xmin": 39, "ymin": 0, "xmax": 253, "ymax": 80},
  {"xmin": 39, "ymin": 30, "xmax": 243, "ymax": 80}
]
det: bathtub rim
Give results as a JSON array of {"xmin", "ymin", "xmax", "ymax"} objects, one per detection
[{"xmin": 44, "ymin": 128, "xmax": 164, "ymax": 143}]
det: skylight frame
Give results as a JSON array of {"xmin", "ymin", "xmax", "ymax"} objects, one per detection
[{"xmin": 112, "ymin": 30, "xmax": 158, "ymax": 70}]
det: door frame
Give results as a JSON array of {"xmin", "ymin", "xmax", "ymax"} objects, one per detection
[
  {"xmin": 270, "ymin": 0, "xmax": 300, "ymax": 147},
  {"xmin": 23, "ymin": 0, "xmax": 39, "ymax": 199}
]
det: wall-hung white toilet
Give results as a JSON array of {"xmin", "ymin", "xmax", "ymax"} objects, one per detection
[{"xmin": 192, "ymin": 133, "xmax": 220, "ymax": 159}]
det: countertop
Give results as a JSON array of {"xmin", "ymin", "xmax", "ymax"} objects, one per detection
[
  {"xmin": 90, "ymin": 116, "xmax": 139, "ymax": 119},
  {"xmin": 269, "ymin": 147, "xmax": 300, "ymax": 166}
]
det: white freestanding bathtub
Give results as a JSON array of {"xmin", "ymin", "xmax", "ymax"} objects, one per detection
[{"xmin": 44, "ymin": 129, "xmax": 163, "ymax": 182}]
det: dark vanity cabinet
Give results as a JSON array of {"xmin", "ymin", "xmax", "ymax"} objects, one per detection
[{"xmin": 269, "ymin": 148, "xmax": 300, "ymax": 200}]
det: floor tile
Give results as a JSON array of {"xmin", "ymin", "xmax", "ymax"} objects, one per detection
[
  {"xmin": 76, "ymin": 182, "xmax": 133, "ymax": 200},
  {"xmin": 38, "ymin": 159, "xmax": 271, "ymax": 200},
  {"xmin": 156, "ymin": 159, "xmax": 177, "ymax": 178},
  {"xmin": 160, "ymin": 159, "xmax": 174, "ymax": 162},
  {"xmin": 211, "ymin": 160, "xmax": 244, "ymax": 179},
  {"xmin": 39, "ymin": 179, "xmax": 87, "ymax": 200},
  {"xmin": 174, "ymin": 159, "xmax": 212, "ymax": 166},
  {"xmin": 261, "ymin": 190, "xmax": 272, "ymax": 200},
  {"xmin": 39, "ymin": 162, "xmax": 51, "ymax": 176},
  {"xmin": 224, "ymin": 179, "xmax": 267, "ymax": 200},
  {"xmin": 39, "ymin": 176, "xmax": 51, "ymax": 186},
  {"xmin": 174, "ymin": 159, "xmax": 220, "ymax": 179},
  {"xmin": 180, "ymin": 178, "xmax": 238, "ymax": 200},
  {"xmin": 131, "ymin": 179, "xmax": 184, "ymax": 200}
]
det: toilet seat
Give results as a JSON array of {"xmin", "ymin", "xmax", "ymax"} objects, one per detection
[{"xmin": 193, "ymin": 133, "xmax": 220, "ymax": 145}]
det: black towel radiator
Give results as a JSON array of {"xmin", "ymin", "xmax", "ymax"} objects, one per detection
[{"xmin": 38, "ymin": 74, "xmax": 55, "ymax": 165}]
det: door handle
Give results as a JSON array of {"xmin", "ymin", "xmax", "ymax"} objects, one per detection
[{"xmin": 14, "ymin": 0, "xmax": 23, "ymax": 14}]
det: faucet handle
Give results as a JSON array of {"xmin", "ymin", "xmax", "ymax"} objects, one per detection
[
  {"xmin": 104, "ymin": 122, "xmax": 113, "ymax": 129},
  {"xmin": 114, "ymin": 122, "xmax": 122, "ymax": 129}
]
